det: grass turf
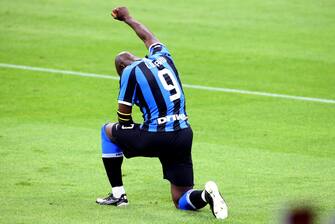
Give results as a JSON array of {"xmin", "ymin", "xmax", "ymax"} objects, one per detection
[{"xmin": 1, "ymin": 0, "xmax": 335, "ymax": 223}]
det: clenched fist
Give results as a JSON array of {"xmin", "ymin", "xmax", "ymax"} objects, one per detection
[{"xmin": 111, "ymin": 7, "xmax": 131, "ymax": 21}]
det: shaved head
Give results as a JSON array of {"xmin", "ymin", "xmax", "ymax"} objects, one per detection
[{"xmin": 115, "ymin": 51, "xmax": 140, "ymax": 76}]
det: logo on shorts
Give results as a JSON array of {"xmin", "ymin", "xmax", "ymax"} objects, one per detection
[
  {"xmin": 121, "ymin": 124, "xmax": 135, "ymax": 129},
  {"xmin": 157, "ymin": 114, "xmax": 188, "ymax": 125}
]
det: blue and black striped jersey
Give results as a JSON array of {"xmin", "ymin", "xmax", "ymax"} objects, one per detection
[{"xmin": 118, "ymin": 43, "xmax": 189, "ymax": 132}]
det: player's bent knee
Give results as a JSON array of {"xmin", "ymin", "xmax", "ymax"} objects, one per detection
[
  {"xmin": 101, "ymin": 123, "xmax": 123, "ymax": 158},
  {"xmin": 104, "ymin": 123, "xmax": 115, "ymax": 139}
]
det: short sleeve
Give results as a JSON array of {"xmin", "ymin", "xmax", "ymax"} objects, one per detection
[
  {"xmin": 118, "ymin": 66, "xmax": 137, "ymax": 106},
  {"xmin": 148, "ymin": 43, "xmax": 171, "ymax": 57}
]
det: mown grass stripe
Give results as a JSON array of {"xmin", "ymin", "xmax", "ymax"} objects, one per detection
[{"xmin": 1, "ymin": 62, "xmax": 335, "ymax": 104}]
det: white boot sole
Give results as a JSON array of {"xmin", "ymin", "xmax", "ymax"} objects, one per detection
[{"xmin": 205, "ymin": 181, "xmax": 228, "ymax": 219}]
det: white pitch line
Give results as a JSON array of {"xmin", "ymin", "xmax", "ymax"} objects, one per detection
[
  {"xmin": 0, "ymin": 63, "xmax": 119, "ymax": 81},
  {"xmin": 1, "ymin": 62, "xmax": 335, "ymax": 104}
]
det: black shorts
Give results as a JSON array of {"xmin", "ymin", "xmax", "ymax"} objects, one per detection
[{"xmin": 111, "ymin": 123, "xmax": 194, "ymax": 187}]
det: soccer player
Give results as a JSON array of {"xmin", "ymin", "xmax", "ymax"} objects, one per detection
[{"xmin": 96, "ymin": 6, "xmax": 228, "ymax": 219}]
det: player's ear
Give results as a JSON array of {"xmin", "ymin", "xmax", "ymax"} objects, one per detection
[
  {"xmin": 117, "ymin": 64, "xmax": 126, "ymax": 75},
  {"xmin": 120, "ymin": 64, "xmax": 126, "ymax": 72}
]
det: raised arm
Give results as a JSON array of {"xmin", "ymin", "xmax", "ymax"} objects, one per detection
[{"xmin": 111, "ymin": 7, "xmax": 159, "ymax": 49}]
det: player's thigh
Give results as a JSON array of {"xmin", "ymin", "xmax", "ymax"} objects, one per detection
[
  {"xmin": 112, "ymin": 123, "xmax": 160, "ymax": 157},
  {"xmin": 159, "ymin": 127, "xmax": 194, "ymax": 191},
  {"xmin": 105, "ymin": 122, "xmax": 138, "ymax": 142},
  {"xmin": 160, "ymin": 154, "xmax": 194, "ymax": 187}
]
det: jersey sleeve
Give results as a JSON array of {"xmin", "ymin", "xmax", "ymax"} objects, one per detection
[
  {"xmin": 118, "ymin": 66, "xmax": 137, "ymax": 106},
  {"xmin": 148, "ymin": 43, "xmax": 171, "ymax": 57}
]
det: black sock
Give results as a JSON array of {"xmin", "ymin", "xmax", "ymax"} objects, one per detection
[
  {"xmin": 189, "ymin": 190, "xmax": 207, "ymax": 209},
  {"xmin": 102, "ymin": 157, "xmax": 123, "ymax": 187}
]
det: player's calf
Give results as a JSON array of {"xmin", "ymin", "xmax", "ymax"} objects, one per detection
[
  {"xmin": 178, "ymin": 189, "xmax": 207, "ymax": 210},
  {"xmin": 97, "ymin": 124, "xmax": 128, "ymax": 206}
]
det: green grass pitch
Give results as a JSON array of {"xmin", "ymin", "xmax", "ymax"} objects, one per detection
[{"xmin": 1, "ymin": 0, "xmax": 335, "ymax": 223}]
